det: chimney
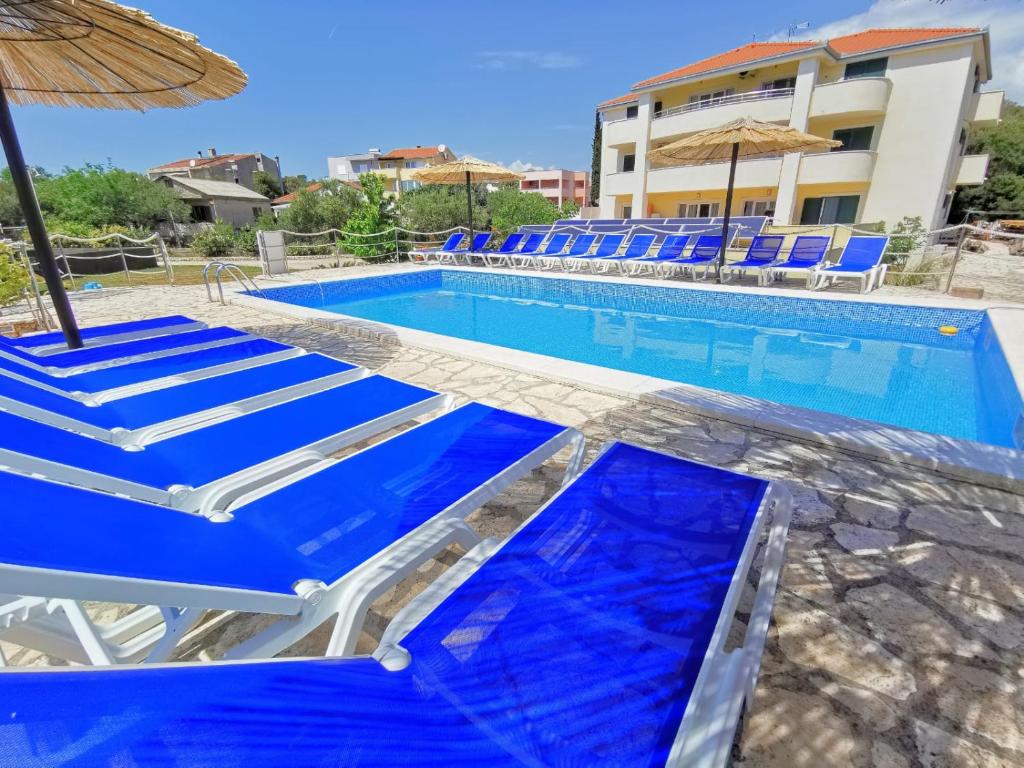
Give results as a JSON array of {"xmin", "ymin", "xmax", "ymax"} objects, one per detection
[
  {"xmin": 197, "ymin": 150, "xmax": 204, "ymax": 158},
  {"xmin": 207, "ymin": 147, "xmax": 217, "ymax": 158}
]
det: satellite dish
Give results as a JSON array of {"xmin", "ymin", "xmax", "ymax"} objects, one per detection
[{"xmin": 438, "ymin": 144, "xmax": 447, "ymax": 153}]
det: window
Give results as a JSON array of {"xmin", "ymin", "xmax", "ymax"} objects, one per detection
[
  {"xmin": 401, "ymin": 180, "xmax": 419, "ymax": 192},
  {"xmin": 191, "ymin": 205, "xmax": 213, "ymax": 222},
  {"xmin": 405, "ymin": 160, "xmax": 425, "ymax": 169},
  {"xmin": 844, "ymin": 57, "xmax": 887, "ymax": 80},
  {"xmin": 958, "ymin": 127, "xmax": 967, "ymax": 155},
  {"xmin": 251, "ymin": 207, "xmax": 262, "ymax": 218},
  {"xmin": 622, "ymin": 205, "xmax": 633, "ymax": 218},
  {"xmin": 621, "ymin": 153, "xmax": 636, "ymax": 173},
  {"xmin": 654, "ymin": 100, "xmax": 663, "ymax": 116},
  {"xmin": 625, "ymin": 105, "xmax": 639, "ymax": 119},
  {"xmin": 974, "ymin": 64, "xmax": 981, "ymax": 94},
  {"xmin": 743, "ymin": 199, "xmax": 775, "ymax": 217},
  {"xmin": 382, "ymin": 161, "xmax": 394, "ymax": 169},
  {"xmin": 688, "ymin": 88, "xmax": 735, "ymax": 109},
  {"xmin": 831, "ymin": 126, "xmax": 874, "ymax": 151},
  {"xmin": 800, "ymin": 195, "xmax": 860, "ymax": 225},
  {"xmin": 761, "ymin": 77, "xmax": 796, "ymax": 91},
  {"xmin": 677, "ymin": 202, "xmax": 720, "ymax": 218}
]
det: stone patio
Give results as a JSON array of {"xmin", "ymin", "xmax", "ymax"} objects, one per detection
[{"xmin": 3, "ymin": 270, "xmax": 1023, "ymax": 767}]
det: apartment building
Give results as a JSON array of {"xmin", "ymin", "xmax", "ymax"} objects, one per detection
[
  {"xmin": 326, "ymin": 149, "xmax": 382, "ymax": 182},
  {"xmin": 597, "ymin": 28, "xmax": 1002, "ymax": 229},
  {"xmin": 375, "ymin": 145, "xmax": 457, "ymax": 197},
  {"xmin": 520, "ymin": 169, "xmax": 590, "ymax": 207},
  {"xmin": 148, "ymin": 149, "xmax": 281, "ymax": 190}
]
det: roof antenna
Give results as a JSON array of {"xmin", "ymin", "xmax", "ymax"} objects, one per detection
[{"xmin": 787, "ymin": 21, "xmax": 811, "ymax": 41}]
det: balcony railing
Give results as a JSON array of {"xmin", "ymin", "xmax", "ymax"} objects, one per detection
[{"xmin": 653, "ymin": 88, "xmax": 795, "ymax": 120}]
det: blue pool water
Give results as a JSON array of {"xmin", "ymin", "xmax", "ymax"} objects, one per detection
[{"xmin": 256, "ymin": 271, "xmax": 1023, "ymax": 447}]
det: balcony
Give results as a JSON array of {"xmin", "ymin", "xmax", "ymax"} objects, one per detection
[
  {"xmin": 956, "ymin": 154, "xmax": 990, "ymax": 186},
  {"xmin": 969, "ymin": 91, "xmax": 1003, "ymax": 127},
  {"xmin": 603, "ymin": 116, "xmax": 640, "ymax": 147},
  {"xmin": 602, "ymin": 171, "xmax": 636, "ymax": 197},
  {"xmin": 647, "ymin": 156, "xmax": 783, "ymax": 194},
  {"xmin": 808, "ymin": 78, "xmax": 890, "ymax": 119},
  {"xmin": 797, "ymin": 150, "xmax": 876, "ymax": 185},
  {"xmin": 649, "ymin": 89, "xmax": 794, "ymax": 141}
]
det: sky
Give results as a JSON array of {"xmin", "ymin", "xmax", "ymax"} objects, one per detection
[{"xmin": 11, "ymin": 0, "xmax": 1024, "ymax": 179}]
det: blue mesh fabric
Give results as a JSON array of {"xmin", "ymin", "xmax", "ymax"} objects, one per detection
[
  {"xmin": 3, "ymin": 315, "xmax": 195, "ymax": 350},
  {"xmin": 567, "ymin": 234, "xmax": 597, "ymax": 256},
  {"xmin": 495, "ymin": 233, "xmax": 524, "ymax": 253},
  {"xmin": 824, "ymin": 236, "xmax": 887, "ymax": 272},
  {"xmin": 729, "ymin": 235, "xmax": 785, "ymax": 268},
  {"xmin": 0, "ymin": 444, "xmax": 768, "ymax": 766}
]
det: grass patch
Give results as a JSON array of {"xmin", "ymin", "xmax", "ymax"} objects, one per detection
[{"xmin": 61, "ymin": 264, "xmax": 262, "ymax": 290}]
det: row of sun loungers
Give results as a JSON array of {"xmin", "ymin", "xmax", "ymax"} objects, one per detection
[
  {"xmin": 0, "ymin": 315, "xmax": 792, "ymax": 765},
  {"xmin": 420, "ymin": 227, "xmax": 890, "ymax": 293}
]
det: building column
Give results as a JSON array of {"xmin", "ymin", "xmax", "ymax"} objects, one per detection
[
  {"xmin": 631, "ymin": 93, "xmax": 654, "ymax": 217},
  {"xmin": 773, "ymin": 57, "xmax": 819, "ymax": 224}
]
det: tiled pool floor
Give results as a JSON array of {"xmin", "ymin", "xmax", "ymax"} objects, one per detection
[{"xmin": 5, "ymin": 270, "xmax": 1022, "ymax": 767}]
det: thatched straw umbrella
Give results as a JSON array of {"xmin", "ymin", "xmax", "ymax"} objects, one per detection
[
  {"xmin": 0, "ymin": 1, "xmax": 246, "ymax": 347},
  {"xmin": 648, "ymin": 118, "xmax": 840, "ymax": 282},
  {"xmin": 412, "ymin": 157, "xmax": 523, "ymax": 245}
]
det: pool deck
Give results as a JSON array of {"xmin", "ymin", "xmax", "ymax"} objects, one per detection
[{"xmin": 5, "ymin": 269, "xmax": 1024, "ymax": 767}]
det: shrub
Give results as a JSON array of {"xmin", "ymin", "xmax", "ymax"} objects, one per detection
[
  {"xmin": 884, "ymin": 216, "xmax": 926, "ymax": 267},
  {"xmin": 190, "ymin": 221, "xmax": 238, "ymax": 260},
  {"xmin": 235, "ymin": 224, "xmax": 259, "ymax": 256},
  {"xmin": 488, "ymin": 189, "xmax": 560, "ymax": 238},
  {"xmin": 0, "ymin": 243, "xmax": 29, "ymax": 306},
  {"xmin": 343, "ymin": 173, "xmax": 396, "ymax": 258}
]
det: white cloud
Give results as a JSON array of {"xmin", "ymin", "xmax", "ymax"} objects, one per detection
[
  {"xmin": 776, "ymin": 0, "xmax": 1024, "ymax": 99},
  {"xmin": 506, "ymin": 160, "xmax": 548, "ymax": 172},
  {"xmin": 476, "ymin": 50, "xmax": 580, "ymax": 71}
]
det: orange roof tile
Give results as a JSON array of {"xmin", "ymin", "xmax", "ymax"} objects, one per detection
[
  {"xmin": 379, "ymin": 145, "xmax": 446, "ymax": 160},
  {"xmin": 271, "ymin": 180, "xmax": 360, "ymax": 205},
  {"xmin": 150, "ymin": 153, "xmax": 253, "ymax": 172},
  {"xmin": 827, "ymin": 27, "xmax": 980, "ymax": 55},
  {"xmin": 633, "ymin": 41, "xmax": 819, "ymax": 88},
  {"xmin": 598, "ymin": 93, "xmax": 639, "ymax": 108}
]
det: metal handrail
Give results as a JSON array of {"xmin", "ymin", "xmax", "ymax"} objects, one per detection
[
  {"xmin": 653, "ymin": 88, "xmax": 794, "ymax": 120},
  {"xmin": 214, "ymin": 263, "xmax": 264, "ymax": 305}
]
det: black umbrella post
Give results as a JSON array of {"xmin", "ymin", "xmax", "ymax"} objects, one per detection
[
  {"xmin": 464, "ymin": 170, "xmax": 475, "ymax": 246},
  {"xmin": 0, "ymin": 82, "xmax": 82, "ymax": 348},
  {"xmin": 716, "ymin": 141, "xmax": 740, "ymax": 284}
]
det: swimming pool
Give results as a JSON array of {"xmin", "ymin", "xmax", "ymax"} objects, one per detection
[{"xmin": 253, "ymin": 270, "xmax": 1023, "ymax": 449}]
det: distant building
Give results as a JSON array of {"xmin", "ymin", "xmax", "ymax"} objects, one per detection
[
  {"xmin": 376, "ymin": 145, "xmax": 457, "ymax": 197},
  {"xmin": 148, "ymin": 148, "xmax": 282, "ymax": 190},
  {"xmin": 520, "ymin": 169, "xmax": 590, "ymax": 208},
  {"xmin": 326, "ymin": 149, "xmax": 382, "ymax": 182},
  {"xmin": 271, "ymin": 180, "xmax": 362, "ymax": 214},
  {"xmin": 155, "ymin": 175, "xmax": 272, "ymax": 227}
]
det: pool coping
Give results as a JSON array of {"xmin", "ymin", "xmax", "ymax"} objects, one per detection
[{"xmin": 231, "ymin": 265, "xmax": 1024, "ymax": 492}]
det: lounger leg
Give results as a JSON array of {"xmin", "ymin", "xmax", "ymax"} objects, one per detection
[
  {"xmin": 143, "ymin": 606, "xmax": 206, "ymax": 663},
  {"xmin": 49, "ymin": 600, "xmax": 116, "ymax": 665}
]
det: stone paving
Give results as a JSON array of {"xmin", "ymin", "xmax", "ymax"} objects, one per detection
[{"xmin": 3, "ymin": 271, "xmax": 1023, "ymax": 767}]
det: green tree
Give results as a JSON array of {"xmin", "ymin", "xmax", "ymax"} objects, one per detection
[
  {"xmin": 487, "ymin": 188, "xmax": 560, "ymax": 237},
  {"xmin": 277, "ymin": 180, "xmax": 361, "ymax": 233},
  {"xmin": 954, "ymin": 100, "xmax": 1024, "ymax": 219},
  {"xmin": 398, "ymin": 184, "xmax": 488, "ymax": 233},
  {"xmin": 251, "ymin": 170, "xmax": 283, "ymax": 199},
  {"xmin": 30, "ymin": 163, "xmax": 189, "ymax": 229},
  {"xmin": 282, "ymin": 174, "xmax": 309, "ymax": 193},
  {"xmin": 0, "ymin": 243, "xmax": 28, "ymax": 306},
  {"xmin": 559, "ymin": 198, "xmax": 581, "ymax": 218},
  {"xmin": 343, "ymin": 173, "xmax": 395, "ymax": 258},
  {"xmin": 0, "ymin": 169, "xmax": 24, "ymax": 227},
  {"xmin": 590, "ymin": 110, "xmax": 601, "ymax": 205},
  {"xmin": 190, "ymin": 221, "xmax": 238, "ymax": 260}
]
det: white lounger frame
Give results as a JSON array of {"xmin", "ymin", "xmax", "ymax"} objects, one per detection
[
  {"xmin": 0, "ymin": 418, "xmax": 584, "ymax": 664},
  {"xmin": 813, "ymin": 262, "xmax": 888, "ymax": 293},
  {"xmin": 0, "ymin": 386, "xmax": 451, "ymax": 517},
  {"xmin": 0, "ymin": 365, "xmax": 368, "ymax": 447},
  {"xmin": 376, "ymin": 441, "xmax": 793, "ymax": 768},
  {"xmin": 766, "ymin": 263, "xmax": 823, "ymax": 289},
  {"xmin": 0, "ymin": 332, "xmax": 263, "ymax": 376},
  {"xmin": 14, "ymin": 319, "xmax": 208, "ymax": 356},
  {"xmin": 0, "ymin": 346, "xmax": 305, "ymax": 404}
]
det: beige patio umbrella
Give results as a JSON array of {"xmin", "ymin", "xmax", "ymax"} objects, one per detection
[
  {"xmin": 412, "ymin": 157, "xmax": 523, "ymax": 245},
  {"xmin": 648, "ymin": 117, "xmax": 840, "ymax": 282},
  {"xmin": 0, "ymin": 0, "xmax": 247, "ymax": 347}
]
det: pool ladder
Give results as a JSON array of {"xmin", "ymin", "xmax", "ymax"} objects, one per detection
[{"xmin": 203, "ymin": 261, "xmax": 266, "ymax": 304}]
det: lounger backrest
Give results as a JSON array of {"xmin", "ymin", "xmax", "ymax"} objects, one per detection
[
  {"xmin": 656, "ymin": 234, "xmax": 690, "ymax": 259},
  {"xmin": 497, "ymin": 232, "xmax": 525, "ymax": 253},
  {"xmin": 787, "ymin": 236, "xmax": 830, "ymax": 264},
  {"xmin": 439, "ymin": 233, "xmax": 463, "ymax": 251},
  {"xmin": 745, "ymin": 235, "xmax": 785, "ymax": 263},
  {"xmin": 518, "ymin": 233, "xmax": 545, "ymax": 254},
  {"xmin": 541, "ymin": 233, "xmax": 571, "ymax": 255},
  {"xmin": 567, "ymin": 234, "xmax": 597, "ymax": 256},
  {"xmin": 468, "ymin": 233, "xmax": 491, "ymax": 251},
  {"xmin": 623, "ymin": 234, "xmax": 656, "ymax": 258},
  {"xmin": 689, "ymin": 235, "xmax": 723, "ymax": 260},
  {"xmin": 837, "ymin": 236, "xmax": 889, "ymax": 270},
  {"xmin": 594, "ymin": 234, "xmax": 626, "ymax": 257}
]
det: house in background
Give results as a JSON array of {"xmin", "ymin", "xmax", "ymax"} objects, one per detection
[
  {"xmin": 520, "ymin": 169, "xmax": 590, "ymax": 208},
  {"xmin": 326, "ymin": 150, "xmax": 382, "ymax": 182},
  {"xmin": 156, "ymin": 176, "xmax": 272, "ymax": 227},
  {"xmin": 271, "ymin": 180, "xmax": 363, "ymax": 214},
  {"xmin": 376, "ymin": 145, "xmax": 457, "ymax": 197},
  {"xmin": 148, "ymin": 149, "xmax": 282, "ymax": 190},
  {"xmin": 597, "ymin": 27, "xmax": 1001, "ymax": 229}
]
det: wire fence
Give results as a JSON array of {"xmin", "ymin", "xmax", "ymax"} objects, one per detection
[
  {"xmin": 46, "ymin": 231, "xmax": 174, "ymax": 289},
  {"xmin": 273, "ymin": 225, "xmax": 468, "ymax": 266}
]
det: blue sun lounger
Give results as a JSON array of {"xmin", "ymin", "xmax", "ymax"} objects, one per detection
[
  {"xmin": 3, "ymin": 315, "xmax": 206, "ymax": 355},
  {"xmin": 721, "ymin": 235, "xmax": 786, "ymax": 285},
  {"xmin": 613, "ymin": 233, "xmax": 692, "ymax": 276},
  {"xmin": 480, "ymin": 232, "xmax": 525, "ymax": 267},
  {"xmin": 0, "ymin": 326, "xmax": 258, "ymax": 374},
  {"xmin": 0, "ymin": 443, "xmax": 789, "ymax": 767},
  {"xmin": 813, "ymin": 235, "xmax": 890, "ymax": 293},
  {"xmin": 0, "ymin": 375, "xmax": 448, "ymax": 515},
  {"xmin": 566, "ymin": 233, "xmax": 626, "ymax": 272},
  {"xmin": 766, "ymin": 236, "xmax": 831, "ymax": 288},
  {"xmin": 659, "ymin": 234, "xmax": 733, "ymax": 280},
  {"xmin": 439, "ymin": 232, "xmax": 491, "ymax": 265},
  {"xmin": 0, "ymin": 353, "xmax": 366, "ymax": 446},
  {"xmin": 512, "ymin": 232, "xmax": 571, "ymax": 269},
  {"xmin": 0, "ymin": 403, "xmax": 583, "ymax": 665},
  {"xmin": 411, "ymin": 233, "xmax": 464, "ymax": 263},
  {"xmin": 535, "ymin": 232, "xmax": 598, "ymax": 271},
  {"xmin": 0, "ymin": 337, "xmax": 301, "ymax": 402},
  {"xmin": 486, "ymin": 232, "xmax": 544, "ymax": 268},
  {"xmin": 591, "ymin": 233, "xmax": 656, "ymax": 273}
]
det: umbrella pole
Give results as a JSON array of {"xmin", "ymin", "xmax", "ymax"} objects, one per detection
[
  {"xmin": 717, "ymin": 141, "xmax": 740, "ymax": 284},
  {"xmin": 0, "ymin": 83, "xmax": 82, "ymax": 348},
  {"xmin": 465, "ymin": 170, "xmax": 474, "ymax": 245}
]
